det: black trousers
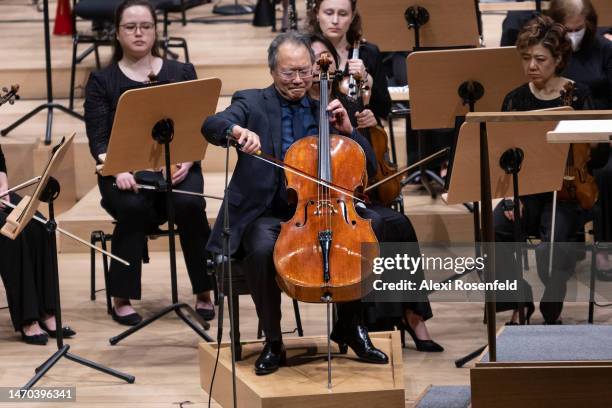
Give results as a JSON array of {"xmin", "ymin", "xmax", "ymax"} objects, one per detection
[
  {"xmin": 361, "ymin": 204, "xmax": 433, "ymax": 330},
  {"xmin": 98, "ymin": 165, "xmax": 212, "ymax": 300},
  {"xmin": 240, "ymin": 204, "xmax": 432, "ymax": 341},
  {"xmin": 494, "ymin": 195, "xmax": 581, "ymax": 322},
  {"xmin": 0, "ymin": 193, "xmax": 56, "ymax": 331}
]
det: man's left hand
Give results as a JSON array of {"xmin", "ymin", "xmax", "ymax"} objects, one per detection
[{"xmin": 327, "ymin": 99, "xmax": 353, "ymax": 136}]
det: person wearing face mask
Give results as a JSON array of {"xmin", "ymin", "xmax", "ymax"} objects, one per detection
[
  {"xmin": 84, "ymin": 0, "xmax": 215, "ymax": 327},
  {"xmin": 494, "ymin": 16, "xmax": 609, "ymax": 325},
  {"xmin": 547, "ymin": 0, "xmax": 612, "ymax": 280}
]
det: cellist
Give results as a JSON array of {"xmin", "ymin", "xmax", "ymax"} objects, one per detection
[{"xmin": 201, "ymin": 32, "xmax": 388, "ymax": 376}]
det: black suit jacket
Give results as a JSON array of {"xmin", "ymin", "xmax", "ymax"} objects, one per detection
[{"xmin": 202, "ymin": 84, "xmax": 377, "ymax": 254}]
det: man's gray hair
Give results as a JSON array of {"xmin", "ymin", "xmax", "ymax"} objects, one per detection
[{"xmin": 267, "ymin": 31, "xmax": 315, "ymax": 71}]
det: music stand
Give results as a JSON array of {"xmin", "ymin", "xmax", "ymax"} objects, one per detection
[
  {"xmin": 1, "ymin": 134, "xmax": 134, "ymax": 389},
  {"xmin": 593, "ymin": 0, "xmax": 612, "ymax": 27},
  {"xmin": 359, "ymin": 0, "xmax": 480, "ymax": 52},
  {"xmin": 455, "ymin": 109, "xmax": 609, "ymax": 363},
  {"xmin": 360, "ymin": 0, "xmax": 480, "ymax": 197},
  {"xmin": 98, "ymin": 78, "xmax": 221, "ymax": 345},
  {"xmin": 0, "ymin": 0, "xmax": 83, "ymax": 145}
]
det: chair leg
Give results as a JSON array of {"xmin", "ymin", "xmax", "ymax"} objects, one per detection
[
  {"xmin": 589, "ymin": 242, "xmax": 597, "ymax": 324},
  {"xmin": 182, "ymin": 39, "xmax": 190, "ymax": 63},
  {"xmin": 90, "ymin": 232, "xmax": 98, "ymax": 301},
  {"xmin": 94, "ymin": 44, "xmax": 101, "ymax": 69},
  {"xmin": 292, "ymin": 299, "xmax": 304, "ymax": 336},
  {"xmin": 69, "ymin": 35, "xmax": 78, "ymax": 110},
  {"xmin": 101, "ymin": 233, "xmax": 112, "ymax": 315},
  {"xmin": 256, "ymin": 320, "xmax": 263, "ymax": 339},
  {"xmin": 230, "ymin": 295, "xmax": 242, "ymax": 361}
]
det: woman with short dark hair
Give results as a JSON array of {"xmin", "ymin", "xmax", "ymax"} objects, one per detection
[{"xmin": 495, "ymin": 15, "xmax": 609, "ymax": 324}]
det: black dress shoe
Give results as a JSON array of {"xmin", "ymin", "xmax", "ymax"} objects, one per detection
[
  {"xmin": 20, "ymin": 330, "xmax": 48, "ymax": 346},
  {"xmin": 111, "ymin": 308, "xmax": 142, "ymax": 326},
  {"xmin": 196, "ymin": 306, "xmax": 215, "ymax": 321},
  {"xmin": 39, "ymin": 321, "xmax": 76, "ymax": 338},
  {"xmin": 403, "ymin": 322, "xmax": 444, "ymax": 352},
  {"xmin": 254, "ymin": 341, "xmax": 286, "ymax": 376},
  {"xmin": 331, "ymin": 324, "xmax": 389, "ymax": 364}
]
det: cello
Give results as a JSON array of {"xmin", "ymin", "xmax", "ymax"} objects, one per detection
[{"xmin": 273, "ymin": 54, "xmax": 380, "ymax": 304}]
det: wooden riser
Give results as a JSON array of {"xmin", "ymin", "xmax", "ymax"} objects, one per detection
[{"xmin": 199, "ymin": 332, "xmax": 405, "ymax": 408}]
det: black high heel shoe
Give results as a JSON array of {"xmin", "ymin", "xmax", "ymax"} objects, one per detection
[
  {"xmin": 20, "ymin": 329, "xmax": 48, "ymax": 346},
  {"xmin": 402, "ymin": 321, "xmax": 444, "ymax": 352},
  {"xmin": 39, "ymin": 320, "xmax": 76, "ymax": 338},
  {"xmin": 505, "ymin": 302, "xmax": 535, "ymax": 326}
]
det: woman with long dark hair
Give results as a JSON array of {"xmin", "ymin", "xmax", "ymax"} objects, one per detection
[{"xmin": 84, "ymin": 0, "xmax": 214, "ymax": 326}]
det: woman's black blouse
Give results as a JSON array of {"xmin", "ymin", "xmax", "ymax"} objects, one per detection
[{"xmin": 84, "ymin": 59, "xmax": 197, "ymax": 162}]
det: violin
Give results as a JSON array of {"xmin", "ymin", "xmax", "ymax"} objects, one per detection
[
  {"xmin": 273, "ymin": 54, "xmax": 379, "ymax": 303},
  {"xmin": 557, "ymin": 82, "xmax": 598, "ymax": 209},
  {"xmin": 336, "ymin": 41, "xmax": 401, "ymax": 206}
]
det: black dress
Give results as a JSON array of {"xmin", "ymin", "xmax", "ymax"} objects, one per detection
[
  {"xmin": 334, "ymin": 43, "xmax": 433, "ymax": 327},
  {"xmin": 494, "ymin": 82, "xmax": 609, "ymax": 322},
  {"xmin": 84, "ymin": 60, "xmax": 212, "ymax": 300},
  {"xmin": 0, "ymin": 145, "xmax": 57, "ymax": 331},
  {"xmin": 562, "ymin": 35, "xmax": 612, "ymax": 244}
]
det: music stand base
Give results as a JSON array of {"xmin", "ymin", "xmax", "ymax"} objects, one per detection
[
  {"xmin": 109, "ymin": 302, "xmax": 213, "ymax": 345},
  {"xmin": 212, "ymin": 4, "xmax": 254, "ymax": 15},
  {"xmin": 454, "ymin": 344, "xmax": 486, "ymax": 368}
]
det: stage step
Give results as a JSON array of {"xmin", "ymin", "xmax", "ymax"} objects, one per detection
[{"xmin": 415, "ymin": 385, "xmax": 471, "ymax": 408}]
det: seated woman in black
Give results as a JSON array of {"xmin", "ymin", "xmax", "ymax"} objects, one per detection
[
  {"xmin": 84, "ymin": 0, "xmax": 214, "ymax": 326},
  {"xmin": 495, "ymin": 16, "xmax": 609, "ymax": 325},
  {"xmin": 0, "ymin": 145, "xmax": 75, "ymax": 345},
  {"xmin": 307, "ymin": 31, "xmax": 443, "ymax": 352}
]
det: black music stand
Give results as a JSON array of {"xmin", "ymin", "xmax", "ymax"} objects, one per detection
[
  {"xmin": 448, "ymin": 112, "xmax": 570, "ymax": 365},
  {"xmin": 360, "ymin": 0, "xmax": 480, "ymax": 198},
  {"xmin": 98, "ymin": 78, "xmax": 221, "ymax": 345},
  {"xmin": 1, "ymin": 134, "xmax": 134, "ymax": 389},
  {"xmin": 0, "ymin": 0, "xmax": 83, "ymax": 145}
]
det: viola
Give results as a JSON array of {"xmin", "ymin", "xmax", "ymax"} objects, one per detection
[
  {"xmin": 557, "ymin": 82, "xmax": 598, "ymax": 209},
  {"xmin": 273, "ymin": 54, "xmax": 379, "ymax": 303},
  {"xmin": 336, "ymin": 41, "xmax": 401, "ymax": 206}
]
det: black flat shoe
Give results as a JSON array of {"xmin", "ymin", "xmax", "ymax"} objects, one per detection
[
  {"xmin": 111, "ymin": 308, "xmax": 142, "ymax": 326},
  {"xmin": 20, "ymin": 330, "xmax": 48, "ymax": 346},
  {"xmin": 403, "ymin": 322, "xmax": 444, "ymax": 352},
  {"xmin": 254, "ymin": 341, "xmax": 286, "ymax": 376},
  {"xmin": 39, "ymin": 321, "xmax": 76, "ymax": 338},
  {"xmin": 196, "ymin": 306, "xmax": 215, "ymax": 321},
  {"xmin": 331, "ymin": 324, "xmax": 389, "ymax": 364}
]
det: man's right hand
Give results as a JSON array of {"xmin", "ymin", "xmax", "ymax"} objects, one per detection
[
  {"xmin": 231, "ymin": 125, "xmax": 261, "ymax": 155},
  {"xmin": 115, "ymin": 172, "xmax": 138, "ymax": 192}
]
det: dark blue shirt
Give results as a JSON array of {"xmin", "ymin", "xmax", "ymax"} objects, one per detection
[{"xmin": 280, "ymin": 96, "xmax": 318, "ymax": 158}]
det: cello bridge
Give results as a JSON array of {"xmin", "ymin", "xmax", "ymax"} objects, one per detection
[{"xmin": 314, "ymin": 200, "xmax": 338, "ymax": 215}]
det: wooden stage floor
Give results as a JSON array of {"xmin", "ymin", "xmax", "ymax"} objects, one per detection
[{"xmin": 1, "ymin": 251, "xmax": 610, "ymax": 407}]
